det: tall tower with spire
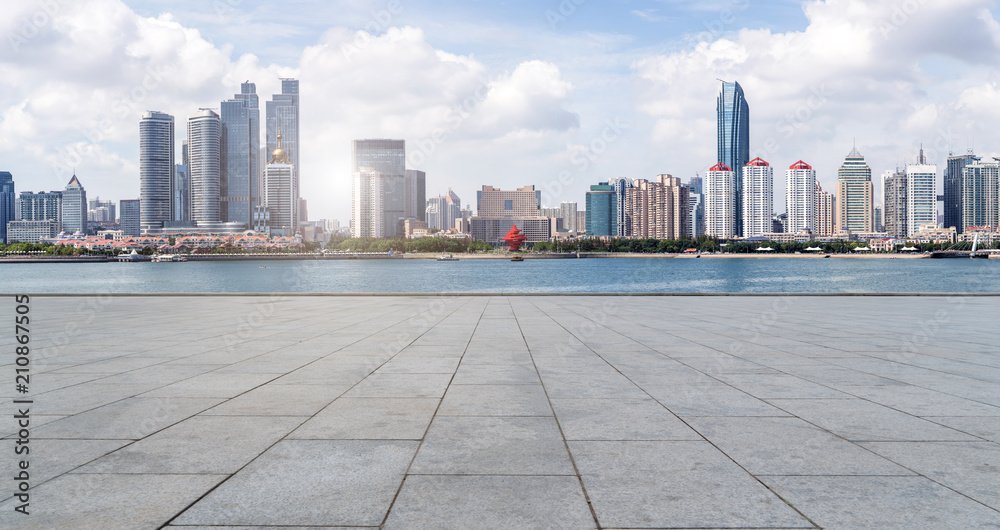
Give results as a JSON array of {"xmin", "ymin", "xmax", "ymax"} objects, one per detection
[
  {"xmin": 61, "ymin": 173, "xmax": 87, "ymax": 234},
  {"xmin": 835, "ymin": 146, "xmax": 874, "ymax": 233},
  {"xmin": 262, "ymin": 128, "xmax": 297, "ymax": 236}
]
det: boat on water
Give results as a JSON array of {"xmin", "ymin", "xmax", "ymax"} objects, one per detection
[
  {"xmin": 117, "ymin": 250, "xmax": 143, "ymax": 262},
  {"xmin": 151, "ymin": 254, "xmax": 185, "ymax": 262},
  {"xmin": 511, "ymin": 255, "xmax": 525, "ymax": 262},
  {"xmin": 437, "ymin": 254, "xmax": 460, "ymax": 261}
]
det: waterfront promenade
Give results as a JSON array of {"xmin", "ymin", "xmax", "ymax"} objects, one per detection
[{"xmin": 2, "ymin": 295, "xmax": 999, "ymax": 528}]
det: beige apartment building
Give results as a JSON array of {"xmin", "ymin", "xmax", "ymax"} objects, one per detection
[{"xmin": 625, "ymin": 175, "xmax": 690, "ymax": 240}]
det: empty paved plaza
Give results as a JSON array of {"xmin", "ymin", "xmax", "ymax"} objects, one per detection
[{"xmin": 2, "ymin": 295, "xmax": 999, "ymax": 529}]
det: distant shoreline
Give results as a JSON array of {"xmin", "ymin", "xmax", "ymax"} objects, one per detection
[{"xmin": 0, "ymin": 252, "xmax": 938, "ymax": 263}]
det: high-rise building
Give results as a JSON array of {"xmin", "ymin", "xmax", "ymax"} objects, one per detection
[
  {"xmin": 874, "ymin": 206, "xmax": 883, "ymax": 233},
  {"xmin": 120, "ymin": 199, "xmax": 141, "ymax": 237},
  {"xmin": 405, "ymin": 170, "xmax": 427, "ymax": 222},
  {"xmin": 139, "ymin": 111, "xmax": 175, "ymax": 229},
  {"xmin": 718, "ymin": 81, "xmax": 750, "ymax": 234},
  {"xmin": 625, "ymin": 175, "xmax": 690, "ymax": 240},
  {"xmin": 814, "ymin": 182, "xmax": 835, "ymax": 237},
  {"xmin": 610, "ymin": 177, "xmax": 634, "ymax": 237},
  {"xmin": 470, "ymin": 185, "xmax": 551, "ymax": 243},
  {"xmin": 267, "ymin": 79, "xmax": 300, "ymax": 228},
  {"xmin": 88, "ymin": 197, "xmax": 116, "ymax": 223},
  {"xmin": 560, "ymin": 202, "xmax": 579, "ymax": 232},
  {"xmin": 944, "ymin": 152, "xmax": 978, "ymax": 233},
  {"xmin": 882, "ymin": 169, "xmax": 908, "ymax": 239},
  {"xmin": 263, "ymin": 133, "xmax": 297, "ymax": 236},
  {"xmin": 61, "ymin": 174, "xmax": 87, "ymax": 234},
  {"xmin": 835, "ymin": 147, "xmax": 874, "ymax": 233},
  {"xmin": 221, "ymin": 82, "xmax": 260, "ymax": 226},
  {"xmin": 742, "ymin": 158, "xmax": 773, "ymax": 238},
  {"xmin": 19, "ymin": 191, "xmax": 62, "ymax": 225},
  {"xmin": 785, "ymin": 161, "xmax": 816, "ymax": 234},
  {"xmin": 352, "ymin": 139, "xmax": 406, "ymax": 238},
  {"xmin": 688, "ymin": 191, "xmax": 704, "ymax": 238},
  {"xmin": 705, "ymin": 163, "xmax": 736, "ymax": 238},
  {"xmin": 0, "ymin": 172, "xmax": 14, "ymax": 244},
  {"xmin": 576, "ymin": 210, "xmax": 586, "ymax": 234},
  {"xmin": 961, "ymin": 159, "xmax": 999, "ymax": 232},
  {"xmin": 174, "ymin": 164, "xmax": 189, "ymax": 222},
  {"xmin": 585, "ymin": 182, "xmax": 616, "ymax": 237},
  {"xmin": 426, "ymin": 189, "xmax": 461, "ymax": 231},
  {"xmin": 907, "ymin": 148, "xmax": 937, "ymax": 237},
  {"xmin": 188, "ymin": 109, "xmax": 222, "ymax": 224}
]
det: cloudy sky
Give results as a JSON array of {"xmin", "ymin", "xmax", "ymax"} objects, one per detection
[{"xmin": 3, "ymin": 0, "xmax": 999, "ymax": 221}]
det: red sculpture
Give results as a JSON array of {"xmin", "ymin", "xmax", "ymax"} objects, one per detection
[{"xmin": 501, "ymin": 224, "xmax": 528, "ymax": 251}]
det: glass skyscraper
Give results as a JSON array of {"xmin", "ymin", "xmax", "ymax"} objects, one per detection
[
  {"xmin": 221, "ymin": 82, "xmax": 260, "ymax": 226},
  {"xmin": 0, "ymin": 172, "xmax": 14, "ymax": 244},
  {"xmin": 717, "ymin": 81, "xmax": 749, "ymax": 234},
  {"xmin": 944, "ymin": 152, "xmax": 978, "ymax": 233},
  {"xmin": 835, "ymin": 147, "xmax": 874, "ymax": 233},
  {"xmin": 188, "ymin": 109, "xmax": 222, "ymax": 224},
  {"xmin": 139, "ymin": 111, "xmax": 175, "ymax": 229},
  {"xmin": 585, "ymin": 182, "xmax": 616, "ymax": 237},
  {"xmin": 267, "ymin": 79, "xmax": 300, "ymax": 231},
  {"xmin": 61, "ymin": 174, "xmax": 87, "ymax": 234}
]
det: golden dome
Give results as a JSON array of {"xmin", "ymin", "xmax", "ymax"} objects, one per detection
[{"xmin": 270, "ymin": 131, "xmax": 289, "ymax": 163}]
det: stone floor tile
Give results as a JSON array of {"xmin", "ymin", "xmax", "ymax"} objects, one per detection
[
  {"xmin": 291, "ymin": 398, "xmax": 439, "ymax": 440},
  {"xmin": 550, "ymin": 398, "xmax": 701, "ymax": 441},
  {"xmin": 343, "ymin": 373, "xmax": 453, "ymax": 398},
  {"xmin": 33, "ymin": 397, "xmax": 224, "ymax": 440},
  {"xmin": 437, "ymin": 384, "xmax": 551, "ymax": 416},
  {"xmin": 410, "ymin": 416, "xmax": 574, "ymax": 475},
  {"xmin": 173, "ymin": 440, "xmax": 418, "ymax": 527},
  {"xmin": 383, "ymin": 475, "xmax": 595, "ymax": 529}
]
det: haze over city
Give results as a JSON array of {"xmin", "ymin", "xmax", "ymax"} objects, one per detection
[{"xmin": 3, "ymin": 0, "xmax": 1000, "ymax": 221}]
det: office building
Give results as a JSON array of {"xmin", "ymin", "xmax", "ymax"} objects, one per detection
[
  {"xmin": 139, "ymin": 111, "xmax": 175, "ymax": 229},
  {"xmin": 426, "ymin": 189, "xmax": 461, "ymax": 231},
  {"xmin": 576, "ymin": 211, "xmax": 586, "ymax": 234},
  {"xmin": 586, "ymin": 182, "xmax": 616, "ymax": 237},
  {"xmin": 907, "ymin": 148, "xmax": 938, "ymax": 237},
  {"xmin": 742, "ymin": 158, "xmax": 773, "ymax": 238},
  {"xmin": 944, "ymin": 152, "xmax": 978, "ymax": 233},
  {"xmin": 174, "ymin": 164, "xmax": 189, "ymax": 222},
  {"xmin": 688, "ymin": 191, "xmax": 704, "ymax": 238},
  {"xmin": 625, "ymin": 175, "xmax": 690, "ymax": 240},
  {"xmin": 610, "ymin": 177, "xmax": 634, "ymax": 237},
  {"xmin": 19, "ymin": 191, "xmax": 62, "ymax": 224},
  {"xmin": 188, "ymin": 109, "xmax": 222, "ymax": 224},
  {"xmin": 962, "ymin": 159, "xmax": 999, "ymax": 231},
  {"xmin": 882, "ymin": 169, "xmax": 907, "ymax": 239},
  {"xmin": 352, "ymin": 139, "xmax": 406, "ymax": 238},
  {"xmin": 785, "ymin": 161, "xmax": 816, "ymax": 234},
  {"xmin": 88, "ymin": 197, "xmax": 116, "ymax": 223},
  {"xmin": 120, "ymin": 199, "xmax": 141, "ymax": 237},
  {"xmin": 221, "ymin": 82, "xmax": 260, "ymax": 225},
  {"xmin": 814, "ymin": 182, "xmax": 835, "ymax": 237},
  {"xmin": 0, "ymin": 172, "xmax": 14, "ymax": 244},
  {"xmin": 835, "ymin": 147, "xmax": 874, "ymax": 233},
  {"xmin": 405, "ymin": 170, "xmax": 427, "ymax": 222},
  {"xmin": 560, "ymin": 201, "xmax": 579, "ymax": 232},
  {"xmin": 874, "ymin": 206, "xmax": 883, "ymax": 233},
  {"xmin": 6, "ymin": 220, "xmax": 59, "ymax": 243},
  {"xmin": 705, "ymin": 163, "xmax": 736, "ymax": 238},
  {"xmin": 60, "ymin": 174, "xmax": 87, "ymax": 234},
  {"xmin": 470, "ymin": 185, "xmax": 551, "ymax": 244},
  {"xmin": 266, "ymin": 79, "xmax": 300, "ymax": 227},
  {"xmin": 718, "ymin": 81, "xmax": 750, "ymax": 233},
  {"xmin": 263, "ymin": 133, "xmax": 297, "ymax": 236}
]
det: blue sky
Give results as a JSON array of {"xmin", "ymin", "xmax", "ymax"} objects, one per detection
[{"xmin": 2, "ymin": 0, "xmax": 999, "ymax": 221}]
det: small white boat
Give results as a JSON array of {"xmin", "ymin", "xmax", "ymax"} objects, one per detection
[
  {"xmin": 151, "ymin": 254, "xmax": 182, "ymax": 262},
  {"xmin": 437, "ymin": 254, "xmax": 459, "ymax": 261}
]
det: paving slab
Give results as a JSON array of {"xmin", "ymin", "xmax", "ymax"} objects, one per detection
[
  {"xmin": 33, "ymin": 397, "xmax": 225, "ymax": 440},
  {"xmin": 550, "ymin": 398, "xmax": 701, "ymax": 441},
  {"xmin": 291, "ymin": 397, "xmax": 439, "ymax": 439},
  {"xmin": 437, "ymin": 384, "xmax": 552, "ymax": 416},
  {"xmin": 410, "ymin": 416, "xmax": 575, "ymax": 475},
  {"xmin": 384, "ymin": 475, "xmax": 595, "ymax": 529},
  {"xmin": 173, "ymin": 440, "xmax": 418, "ymax": 527},
  {"xmin": 762, "ymin": 475, "xmax": 1000, "ymax": 529},
  {"xmin": 570, "ymin": 440, "xmax": 813, "ymax": 528}
]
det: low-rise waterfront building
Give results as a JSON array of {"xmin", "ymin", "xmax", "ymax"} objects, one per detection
[{"xmin": 7, "ymin": 219, "xmax": 60, "ymax": 243}]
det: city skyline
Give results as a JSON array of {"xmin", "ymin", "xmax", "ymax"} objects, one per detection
[{"xmin": 3, "ymin": 0, "xmax": 1000, "ymax": 222}]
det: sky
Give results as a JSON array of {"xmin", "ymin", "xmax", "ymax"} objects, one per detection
[{"xmin": 3, "ymin": 0, "xmax": 1000, "ymax": 221}]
